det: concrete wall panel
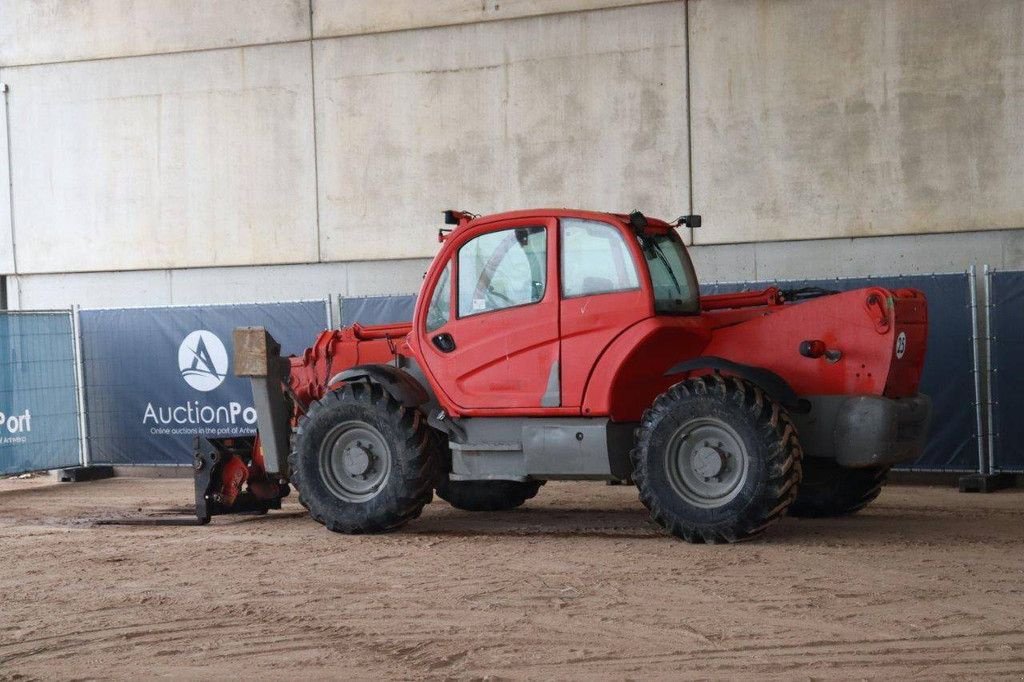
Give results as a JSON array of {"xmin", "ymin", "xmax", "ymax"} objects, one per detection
[
  {"xmin": 312, "ymin": 0, "xmax": 673, "ymax": 38},
  {"xmin": 9, "ymin": 257, "xmax": 435, "ymax": 309},
  {"xmin": 6, "ymin": 43, "xmax": 318, "ymax": 274},
  {"xmin": 344, "ymin": 259, "xmax": 433, "ymax": 297},
  {"xmin": 690, "ymin": 0, "xmax": 1024, "ymax": 244},
  {"xmin": 689, "ymin": 229, "xmax": 1015, "ymax": 285},
  {"xmin": 13, "ymin": 226, "xmax": 1024, "ymax": 310},
  {"xmin": 0, "ymin": 0, "xmax": 310, "ymax": 67},
  {"xmin": 169, "ymin": 263, "xmax": 343, "ymax": 306},
  {"xmin": 315, "ymin": 2, "xmax": 688, "ymax": 262},
  {"xmin": 168, "ymin": 258, "xmax": 433, "ymax": 303},
  {"xmin": 14, "ymin": 269, "xmax": 172, "ymax": 309}
]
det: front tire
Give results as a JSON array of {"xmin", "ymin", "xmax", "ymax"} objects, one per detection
[
  {"xmin": 787, "ymin": 459, "xmax": 889, "ymax": 518},
  {"xmin": 632, "ymin": 375, "xmax": 802, "ymax": 543},
  {"xmin": 289, "ymin": 382, "xmax": 437, "ymax": 533}
]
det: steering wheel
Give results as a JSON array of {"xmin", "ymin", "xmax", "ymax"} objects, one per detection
[{"xmin": 485, "ymin": 285, "xmax": 513, "ymax": 306}]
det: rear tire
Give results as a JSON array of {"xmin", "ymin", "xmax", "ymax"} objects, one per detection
[
  {"xmin": 289, "ymin": 382, "xmax": 437, "ymax": 533},
  {"xmin": 788, "ymin": 459, "xmax": 889, "ymax": 518},
  {"xmin": 436, "ymin": 479, "xmax": 543, "ymax": 512},
  {"xmin": 632, "ymin": 375, "xmax": 802, "ymax": 543}
]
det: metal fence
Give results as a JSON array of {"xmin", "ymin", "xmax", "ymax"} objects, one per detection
[
  {"xmin": 0, "ymin": 311, "xmax": 83, "ymax": 475},
  {"xmin": 78, "ymin": 300, "xmax": 331, "ymax": 467},
  {"xmin": 336, "ymin": 272, "xmax": 987, "ymax": 473},
  {"xmin": 987, "ymin": 268, "xmax": 1024, "ymax": 473},
  {"xmin": 0, "ymin": 269, "xmax": 1020, "ymax": 477}
]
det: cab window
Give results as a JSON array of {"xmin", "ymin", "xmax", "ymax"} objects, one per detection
[
  {"xmin": 425, "ymin": 261, "xmax": 451, "ymax": 332},
  {"xmin": 637, "ymin": 230, "xmax": 701, "ymax": 314},
  {"xmin": 458, "ymin": 227, "xmax": 546, "ymax": 317},
  {"xmin": 560, "ymin": 218, "xmax": 640, "ymax": 297}
]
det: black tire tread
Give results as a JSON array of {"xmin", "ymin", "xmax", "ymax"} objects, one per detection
[
  {"xmin": 288, "ymin": 382, "xmax": 436, "ymax": 533},
  {"xmin": 436, "ymin": 479, "xmax": 543, "ymax": 512},
  {"xmin": 788, "ymin": 459, "xmax": 889, "ymax": 518},
  {"xmin": 631, "ymin": 374, "xmax": 803, "ymax": 543}
]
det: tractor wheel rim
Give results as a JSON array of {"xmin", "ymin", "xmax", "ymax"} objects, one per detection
[
  {"xmin": 318, "ymin": 421, "xmax": 391, "ymax": 503},
  {"xmin": 665, "ymin": 417, "xmax": 749, "ymax": 508}
]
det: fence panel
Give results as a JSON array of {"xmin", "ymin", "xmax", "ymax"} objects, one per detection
[
  {"xmin": 340, "ymin": 275, "xmax": 974, "ymax": 471},
  {"xmin": 704, "ymin": 273, "xmax": 977, "ymax": 471},
  {"xmin": 340, "ymin": 294, "xmax": 417, "ymax": 326},
  {"xmin": 80, "ymin": 301, "xmax": 328, "ymax": 466},
  {"xmin": 988, "ymin": 270, "xmax": 1024, "ymax": 472},
  {"xmin": 0, "ymin": 311, "xmax": 82, "ymax": 475}
]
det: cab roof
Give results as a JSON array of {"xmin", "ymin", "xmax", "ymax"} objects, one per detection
[{"xmin": 448, "ymin": 208, "xmax": 675, "ymax": 233}]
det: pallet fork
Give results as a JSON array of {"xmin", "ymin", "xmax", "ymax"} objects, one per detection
[{"xmin": 193, "ymin": 436, "xmax": 290, "ymax": 524}]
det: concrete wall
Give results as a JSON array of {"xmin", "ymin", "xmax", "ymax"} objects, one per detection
[
  {"xmin": 1, "ymin": 0, "xmax": 1022, "ymax": 309},
  {"xmin": 5, "ymin": 43, "xmax": 318, "ymax": 273},
  {"xmin": 9, "ymin": 257, "xmax": 434, "ymax": 309},
  {"xmin": 689, "ymin": 227, "xmax": 1024, "ymax": 284},
  {"xmin": 314, "ymin": 3, "xmax": 688, "ymax": 261},
  {"xmin": 12, "ymin": 226, "xmax": 1023, "ymax": 310},
  {"xmin": 690, "ymin": 0, "xmax": 1024, "ymax": 245},
  {"xmin": 0, "ymin": 0, "xmax": 310, "ymax": 66},
  {"xmin": 310, "ymin": 0, "xmax": 666, "ymax": 37}
]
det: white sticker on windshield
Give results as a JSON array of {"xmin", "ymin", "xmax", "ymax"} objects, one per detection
[{"xmin": 473, "ymin": 298, "xmax": 486, "ymax": 311}]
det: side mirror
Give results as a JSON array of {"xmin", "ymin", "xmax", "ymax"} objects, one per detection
[
  {"xmin": 629, "ymin": 210, "xmax": 649, "ymax": 232},
  {"xmin": 681, "ymin": 214, "xmax": 701, "ymax": 228}
]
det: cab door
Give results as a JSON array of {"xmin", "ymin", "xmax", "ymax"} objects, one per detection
[
  {"xmin": 558, "ymin": 217, "xmax": 651, "ymax": 409},
  {"xmin": 420, "ymin": 217, "xmax": 560, "ymax": 411}
]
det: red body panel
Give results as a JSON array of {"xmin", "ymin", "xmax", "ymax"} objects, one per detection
[
  {"xmin": 577, "ymin": 286, "xmax": 925, "ymax": 421},
  {"xmin": 559, "ymin": 288, "xmax": 650, "ymax": 407},
  {"xmin": 282, "ymin": 209, "xmax": 927, "ymax": 426},
  {"xmin": 419, "ymin": 216, "xmax": 561, "ymax": 409}
]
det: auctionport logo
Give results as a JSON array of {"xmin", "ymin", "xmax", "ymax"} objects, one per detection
[
  {"xmin": 142, "ymin": 329, "xmax": 255, "ymax": 435},
  {"xmin": 0, "ymin": 408, "xmax": 31, "ymax": 445},
  {"xmin": 178, "ymin": 330, "xmax": 228, "ymax": 392}
]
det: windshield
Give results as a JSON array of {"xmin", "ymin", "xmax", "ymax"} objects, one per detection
[{"xmin": 637, "ymin": 230, "xmax": 700, "ymax": 314}]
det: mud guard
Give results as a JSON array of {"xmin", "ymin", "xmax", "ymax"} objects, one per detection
[
  {"xmin": 329, "ymin": 364, "xmax": 430, "ymax": 407},
  {"xmin": 664, "ymin": 356, "xmax": 808, "ymax": 413}
]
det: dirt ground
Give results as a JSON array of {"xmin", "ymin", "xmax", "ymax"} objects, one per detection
[{"xmin": 0, "ymin": 477, "xmax": 1022, "ymax": 680}]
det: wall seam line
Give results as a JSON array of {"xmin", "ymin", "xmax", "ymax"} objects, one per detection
[
  {"xmin": 0, "ymin": 37, "xmax": 313, "ymax": 71},
  {"xmin": 310, "ymin": 0, "xmax": 679, "ymax": 41},
  {"xmin": 309, "ymin": 0, "xmax": 322, "ymax": 263},
  {"xmin": 684, "ymin": 0, "xmax": 695, "ymax": 245},
  {"xmin": 2, "ymin": 82, "xmax": 19, "ymax": 296}
]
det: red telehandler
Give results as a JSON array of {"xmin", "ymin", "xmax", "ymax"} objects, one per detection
[{"xmin": 192, "ymin": 208, "xmax": 930, "ymax": 542}]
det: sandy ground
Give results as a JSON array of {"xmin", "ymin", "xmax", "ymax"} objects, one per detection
[{"xmin": 0, "ymin": 477, "xmax": 1022, "ymax": 680}]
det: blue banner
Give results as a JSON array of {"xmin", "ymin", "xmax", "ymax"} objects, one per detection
[
  {"xmin": 0, "ymin": 312, "xmax": 82, "ymax": 475},
  {"xmin": 341, "ymin": 270, "xmax": 976, "ymax": 472},
  {"xmin": 81, "ymin": 301, "xmax": 328, "ymax": 466},
  {"xmin": 988, "ymin": 270, "xmax": 1024, "ymax": 472}
]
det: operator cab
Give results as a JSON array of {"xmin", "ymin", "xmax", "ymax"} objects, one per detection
[
  {"xmin": 415, "ymin": 209, "xmax": 703, "ymax": 413},
  {"xmin": 435, "ymin": 208, "xmax": 701, "ymax": 315}
]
